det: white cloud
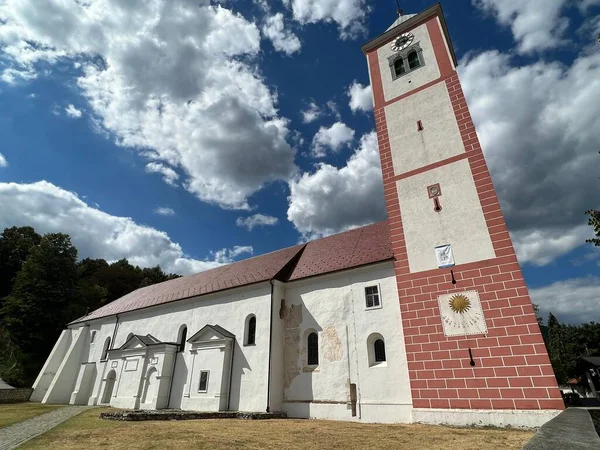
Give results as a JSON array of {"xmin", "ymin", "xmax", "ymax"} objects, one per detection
[
  {"xmin": 283, "ymin": 0, "xmax": 369, "ymax": 38},
  {"xmin": 255, "ymin": 0, "xmax": 270, "ymax": 12},
  {"xmin": 262, "ymin": 13, "xmax": 301, "ymax": 55},
  {"xmin": 326, "ymin": 100, "xmax": 341, "ymax": 120},
  {"xmin": 311, "ymin": 121, "xmax": 355, "ymax": 157},
  {"xmin": 0, "ymin": 153, "xmax": 7, "ymax": 167},
  {"xmin": 65, "ymin": 104, "xmax": 83, "ymax": 118},
  {"xmin": 154, "ymin": 207, "xmax": 175, "ymax": 216},
  {"xmin": 347, "ymin": 81, "xmax": 372, "ymax": 112},
  {"xmin": 288, "ymin": 131, "xmax": 386, "ymax": 240},
  {"xmin": 0, "ymin": 181, "xmax": 252, "ymax": 275},
  {"xmin": 301, "ymin": 100, "xmax": 339, "ymax": 123},
  {"xmin": 460, "ymin": 49, "xmax": 600, "ymax": 265},
  {"xmin": 212, "ymin": 245, "xmax": 254, "ymax": 264},
  {"xmin": 0, "ymin": 67, "xmax": 37, "ymax": 84},
  {"xmin": 301, "ymin": 101, "xmax": 321, "ymax": 123},
  {"xmin": 236, "ymin": 213, "xmax": 279, "ymax": 231},
  {"xmin": 511, "ymin": 226, "xmax": 593, "ymax": 267},
  {"xmin": 530, "ymin": 276, "xmax": 600, "ymax": 324},
  {"xmin": 473, "ymin": 0, "xmax": 600, "ymax": 53},
  {"xmin": 0, "ymin": 0, "xmax": 297, "ymax": 210},
  {"xmin": 145, "ymin": 162, "xmax": 179, "ymax": 187}
]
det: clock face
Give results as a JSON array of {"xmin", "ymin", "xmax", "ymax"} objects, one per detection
[{"xmin": 390, "ymin": 32, "xmax": 414, "ymax": 52}]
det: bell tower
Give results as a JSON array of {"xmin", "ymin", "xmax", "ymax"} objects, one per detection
[{"xmin": 362, "ymin": 4, "xmax": 564, "ymax": 426}]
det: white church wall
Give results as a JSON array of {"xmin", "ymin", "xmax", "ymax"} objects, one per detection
[
  {"xmin": 69, "ymin": 362, "xmax": 96, "ymax": 405},
  {"xmin": 79, "ymin": 282, "xmax": 273, "ymax": 412},
  {"xmin": 31, "ymin": 329, "xmax": 72, "ymax": 402},
  {"xmin": 377, "ymin": 22, "xmax": 440, "ymax": 102},
  {"xmin": 385, "ymin": 81, "xmax": 465, "ymax": 175},
  {"xmin": 269, "ymin": 281, "xmax": 286, "ymax": 412},
  {"xmin": 111, "ymin": 354, "xmax": 147, "ymax": 409},
  {"xmin": 396, "ymin": 158, "xmax": 496, "ymax": 273},
  {"xmin": 142, "ymin": 348, "xmax": 175, "ymax": 409},
  {"xmin": 86, "ymin": 319, "xmax": 120, "ymax": 405},
  {"xmin": 42, "ymin": 327, "xmax": 88, "ymax": 404},
  {"xmin": 281, "ymin": 262, "xmax": 413, "ymax": 423},
  {"xmin": 182, "ymin": 346, "xmax": 226, "ymax": 411}
]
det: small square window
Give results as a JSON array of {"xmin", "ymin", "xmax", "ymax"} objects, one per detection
[
  {"xmin": 198, "ymin": 371, "xmax": 209, "ymax": 392},
  {"xmin": 365, "ymin": 286, "xmax": 381, "ymax": 309}
]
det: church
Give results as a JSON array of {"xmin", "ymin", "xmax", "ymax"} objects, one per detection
[{"xmin": 31, "ymin": 4, "xmax": 565, "ymax": 427}]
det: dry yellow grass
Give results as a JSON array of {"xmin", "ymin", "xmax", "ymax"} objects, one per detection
[
  {"xmin": 21, "ymin": 408, "xmax": 534, "ymax": 450},
  {"xmin": 0, "ymin": 402, "xmax": 64, "ymax": 429}
]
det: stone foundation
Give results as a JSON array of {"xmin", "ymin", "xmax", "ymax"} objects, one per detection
[
  {"xmin": 100, "ymin": 409, "xmax": 287, "ymax": 421},
  {"xmin": 0, "ymin": 388, "xmax": 33, "ymax": 404}
]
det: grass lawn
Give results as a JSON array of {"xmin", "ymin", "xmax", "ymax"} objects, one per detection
[
  {"xmin": 21, "ymin": 408, "xmax": 534, "ymax": 450},
  {"xmin": 0, "ymin": 403, "xmax": 64, "ymax": 429}
]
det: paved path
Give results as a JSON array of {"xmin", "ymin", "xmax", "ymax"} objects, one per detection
[{"xmin": 0, "ymin": 406, "xmax": 93, "ymax": 450}]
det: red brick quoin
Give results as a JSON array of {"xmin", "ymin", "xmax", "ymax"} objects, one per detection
[{"xmin": 367, "ymin": 15, "xmax": 563, "ymax": 411}]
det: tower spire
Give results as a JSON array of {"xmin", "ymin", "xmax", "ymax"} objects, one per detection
[{"xmin": 395, "ymin": 0, "xmax": 403, "ymax": 16}]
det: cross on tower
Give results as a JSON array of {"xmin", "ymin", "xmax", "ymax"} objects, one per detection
[{"xmin": 395, "ymin": 0, "xmax": 403, "ymax": 16}]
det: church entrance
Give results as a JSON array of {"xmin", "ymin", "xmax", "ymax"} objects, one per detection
[{"xmin": 101, "ymin": 370, "xmax": 116, "ymax": 404}]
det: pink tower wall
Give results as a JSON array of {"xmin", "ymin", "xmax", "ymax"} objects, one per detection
[{"xmin": 367, "ymin": 12, "xmax": 564, "ymax": 411}]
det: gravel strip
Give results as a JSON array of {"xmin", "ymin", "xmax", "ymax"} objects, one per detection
[{"xmin": 0, "ymin": 405, "xmax": 92, "ymax": 450}]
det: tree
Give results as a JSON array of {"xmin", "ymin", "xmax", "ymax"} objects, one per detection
[
  {"xmin": 545, "ymin": 313, "xmax": 600, "ymax": 384},
  {"xmin": 1, "ymin": 233, "xmax": 79, "ymax": 385},
  {"xmin": 139, "ymin": 266, "xmax": 180, "ymax": 288},
  {"xmin": 0, "ymin": 226, "xmax": 42, "ymax": 302},
  {"xmin": 0, "ymin": 326, "xmax": 25, "ymax": 387},
  {"xmin": 532, "ymin": 303, "xmax": 543, "ymax": 326},
  {"xmin": 586, "ymin": 209, "xmax": 600, "ymax": 246}
]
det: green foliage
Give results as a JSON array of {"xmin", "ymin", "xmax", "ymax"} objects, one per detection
[
  {"xmin": 0, "ymin": 326, "xmax": 25, "ymax": 387},
  {"xmin": 0, "ymin": 226, "xmax": 42, "ymax": 302},
  {"xmin": 0, "ymin": 227, "xmax": 181, "ymax": 386},
  {"xmin": 1, "ymin": 233, "xmax": 79, "ymax": 385},
  {"xmin": 586, "ymin": 209, "xmax": 600, "ymax": 246},
  {"xmin": 532, "ymin": 303, "xmax": 543, "ymax": 326},
  {"xmin": 545, "ymin": 312, "xmax": 600, "ymax": 384}
]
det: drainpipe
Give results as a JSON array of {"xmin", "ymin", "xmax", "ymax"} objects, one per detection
[{"xmin": 266, "ymin": 280, "xmax": 275, "ymax": 412}]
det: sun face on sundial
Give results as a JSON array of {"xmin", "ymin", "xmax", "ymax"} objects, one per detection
[{"xmin": 449, "ymin": 294, "xmax": 471, "ymax": 314}]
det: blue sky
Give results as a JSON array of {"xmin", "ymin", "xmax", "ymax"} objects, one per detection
[{"xmin": 0, "ymin": 0, "xmax": 599, "ymax": 324}]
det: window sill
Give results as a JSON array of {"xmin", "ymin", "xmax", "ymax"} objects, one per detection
[
  {"xmin": 365, "ymin": 305, "xmax": 383, "ymax": 311},
  {"xmin": 303, "ymin": 365, "xmax": 320, "ymax": 373},
  {"xmin": 243, "ymin": 343, "xmax": 256, "ymax": 347},
  {"xmin": 369, "ymin": 362, "xmax": 387, "ymax": 368}
]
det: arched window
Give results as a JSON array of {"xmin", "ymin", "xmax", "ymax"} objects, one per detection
[
  {"xmin": 178, "ymin": 325, "xmax": 187, "ymax": 352},
  {"xmin": 307, "ymin": 332, "xmax": 319, "ymax": 366},
  {"xmin": 101, "ymin": 337, "xmax": 111, "ymax": 361},
  {"xmin": 90, "ymin": 330, "xmax": 96, "ymax": 344},
  {"xmin": 394, "ymin": 58, "xmax": 405, "ymax": 77},
  {"xmin": 367, "ymin": 333, "xmax": 386, "ymax": 367},
  {"xmin": 374, "ymin": 339, "xmax": 386, "ymax": 362},
  {"xmin": 408, "ymin": 51, "xmax": 420, "ymax": 70},
  {"xmin": 245, "ymin": 315, "xmax": 256, "ymax": 346}
]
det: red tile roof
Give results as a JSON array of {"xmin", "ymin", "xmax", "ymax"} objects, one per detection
[
  {"xmin": 72, "ymin": 220, "xmax": 392, "ymax": 324},
  {"xmin": 287, "ymin": 220, "xmax": 393, "ymax": 280}
]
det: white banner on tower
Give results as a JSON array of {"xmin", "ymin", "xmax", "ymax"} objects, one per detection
[{"xmin": 435, "ymin": 244, "xmax": 455, "ymax": 268}]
